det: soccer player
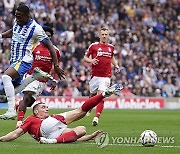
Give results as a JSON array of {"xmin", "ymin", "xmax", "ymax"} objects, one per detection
[
  {"xmin": 0, "ymin": 5, "xmax": 65, "ymax": 119},
  {"xmin": 83, "ymin": 26, "xmax": 120, "ymax": 126},
  {"xmin": 15, "ymin": 26, "xmax": 61, "ymax": 128},
  {"xmin": 0, "ymin": 83, "xmax": 123, "ymax": 143}
]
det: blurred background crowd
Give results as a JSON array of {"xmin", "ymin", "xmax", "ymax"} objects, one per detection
[{"xmin": 0, "ymin": 0, "xmax": 179, "ymax": 97}]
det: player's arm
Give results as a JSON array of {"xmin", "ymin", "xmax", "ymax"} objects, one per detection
[
  {"xmin": 49, "ymin": 72, "xmax": 58, "ymax": 90},
  {"xmin": 0, "ymin": 128, "xmax": 24, "ymax": 142},
  {"xmin": 111, "ymin": 55, "xmax": 120, "ymax": 73},
  {"xmin": 83, "ymin": 55, "xmax": 99, "ymax": 65},
  {"xmin": 41, "ymin": 40, "xmax": 66, "ymax": 80},
  {"xmin": 83, "ymin": 45, "xmax": 99, "ymax": 65},
  {"xmin": 77, "ymin": 130, "xmax": 103, "ymax": 142},
  {"xmin": 50, "ymin": 69, "xmax": 59, "ymax": 90},
  {"xmin": 0, "ymin": 29, "xmax": 13, "ymax": 39},
  {"xmin": 50, "ymin": 47, "xmax": 61, "ymax": 90}
]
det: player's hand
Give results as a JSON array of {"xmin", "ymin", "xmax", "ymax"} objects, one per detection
[
  {"xmin": 91, "ymin": 130, "xmax": 104, "ymax": 139},
  {"xmin": 16, "ymin": 121, "xmax": 23, "ymax": 129},
  {"xmin": 50, "ymin": 80, "xmax": 57, "ymax": 90},
  {"xmin": 91, "ymin": 58, "xmax": 99, "ymax": 65},
  {"xmin": 115, "ymin": 66, "xmax": 120, "ymax": 74},
  {"xmin": 54, "ymin": 65, "xmax": 66, "ymax": 80}
]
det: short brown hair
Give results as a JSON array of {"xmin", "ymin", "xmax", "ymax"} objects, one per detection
[
  {"xmin": 100, "ymin": 26, "xmax": 109, "ymax": 31},
  {"xmin": 32, "ymin": 102, "xmax": 45, "ymax": 115}
]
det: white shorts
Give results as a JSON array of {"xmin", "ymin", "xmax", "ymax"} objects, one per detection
[
  {"xmin": 22, "ymin": 76, "xmax": 46, "ymax": 100},
  {"xmin": 89, "ymin": 76, "xmax": 110, "ymax": 94},
  {"xmin": 40, "ymin": 115, "xmax": 67, "ymax": 139}
]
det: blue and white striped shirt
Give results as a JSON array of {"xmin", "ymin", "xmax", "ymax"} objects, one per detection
[{"xmin": 11, "ymin": 19, "xmax": 48, "ymax": 64}]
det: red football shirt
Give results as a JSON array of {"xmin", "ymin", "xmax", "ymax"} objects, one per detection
[
  {"xmin": 86, "ymin": 42, "xmax": 114, "ymax": 77},
  {"xmin": 28, "ymin": 44, "xmax": 61, "ymax": 82},
  {"xmin": 20, "ymin": 115, "xmax": 42, "ymax": 141},
  {"xmin": 20, "ymin": 114, "xmax": 66, "ymax": 141}
]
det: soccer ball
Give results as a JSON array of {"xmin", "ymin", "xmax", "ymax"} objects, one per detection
[{"xmin": 140, "ymin": 130, "xmax": 158, "ymax": 147}]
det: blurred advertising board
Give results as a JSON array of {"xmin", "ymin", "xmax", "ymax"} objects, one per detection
[{"xmin": 31, "ymin": 97, "xmax": 165, "ymax": 109}]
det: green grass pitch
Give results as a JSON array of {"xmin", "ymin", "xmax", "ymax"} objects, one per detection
[{"xmin": 0, "ymin": 109, "xmax": 180, "ymax": 154}]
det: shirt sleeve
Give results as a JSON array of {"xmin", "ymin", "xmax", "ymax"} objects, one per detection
[
  {"xmin": 34, "ymin": 25, "xmax": 49, "ymax": 43},
  {"xmin": 20, "ymin": 116, "xmax": 32, "ymax": 133},
  {"xmin": 86, "ymin": 44, "xmax": 93, "ymax": 57}
]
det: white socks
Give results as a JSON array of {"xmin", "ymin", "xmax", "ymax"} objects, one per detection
[
  {"xmin": 40, "ymin": 137, "xmax": 57, "ymax": 144},
  {"xmin": 15, "ymin": 75, "xmax": 35, "ymax": 94},
  {"xmin": 2, "ymin": 74, "xmax": 36, "ymax": 112},
  {"xmin": 2, "ymin": 75, "xmax": 15, "ymax": 112}
]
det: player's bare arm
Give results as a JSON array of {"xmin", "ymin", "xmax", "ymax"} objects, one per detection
[
  {"xmin": 111, "ymin": 55, "xmax": 120, "ymax": 73},
  {"xmin": 41, "ymin": 40, "xmax": 66, "ymax": 80},
  {"xmin": 0, "ymin": 128, "xmax": 24, "ymax": 142},
  {"xmin": 0, "ymin": 29, "xmax": 13, "ymax": 38},
  {"xmin": 77, "ymin": 130, "xmax": 103, "ymax": 142},
  {"xmin": 83, "ymin": 55, "xmax": 99, "ymax": 65}
]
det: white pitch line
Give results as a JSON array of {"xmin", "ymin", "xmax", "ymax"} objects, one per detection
[
  {"xmin": 85, "ymin": 143, "xmax": 180, "ymax": 148},
  {"xmin": 156, "ymin": 145, "xmax": 180, "ymax": 148}
]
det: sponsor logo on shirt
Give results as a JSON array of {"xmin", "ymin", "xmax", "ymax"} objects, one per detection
[
  {"xmin": 97, "ymin": 47, "xmax": 112, "ymax": 57},
  {"xmin": 36, "ymin": 50, "xmax": 40, "ymax": 54},
  {"xmin": 34, "ymin": 55, "xmax": 52, "ymax": 61}
]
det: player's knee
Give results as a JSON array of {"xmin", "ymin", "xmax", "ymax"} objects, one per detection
[
  {"xmin": 78, "ymin": 107, "xmax": 86, "ymax": 114},
  {"xmin": 78, "ymin": 126, "xmax": 86, "ymax": 135},
  {"xmin": 73, "ymin": 126, "xmax": 86, "ymax": 137}
]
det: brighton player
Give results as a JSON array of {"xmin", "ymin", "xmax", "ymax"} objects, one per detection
[
  {"xmin": 14, "ymin": 26, "xmax": 61, "ymax": 128},
  {"xmin": 0, "ymin": 5, "xmax": 65, "ymax": 119},
  {"xmin": 0, "ymin": 84, "xmax": 123, "ymax": 143},
  {"xmin": 83, "ymin": 26, "xmax": 120, "ymax": 126}
]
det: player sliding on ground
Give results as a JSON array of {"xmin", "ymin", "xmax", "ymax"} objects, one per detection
[{"xmin": 0, "ymin": 84, "xmax": 123, "ymax": 144}]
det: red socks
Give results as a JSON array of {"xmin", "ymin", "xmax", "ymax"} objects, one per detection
[
  {"xmin": 17, "ymin": 100, "xmax": 25, "ymax": 121},
  {"xmin": 17, "ymin": 110, "xmax": 25, "ymax": 121},
  {"xmin": 95, "ymin": 100, "xmax": 104, "ymax": 118},
  {"xmin": 81, "ymin": 93, "xmax": 104, "ymax": 112},
  {"xmin": 56, "ymin": 131, "xmax": 77, "ymax": 143}
]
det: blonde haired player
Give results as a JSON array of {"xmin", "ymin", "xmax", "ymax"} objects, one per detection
[{"xmin": 83, "ymin": 26, "xmax": 120, "ymax": 126}]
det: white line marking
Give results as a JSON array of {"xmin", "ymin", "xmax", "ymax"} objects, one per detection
[{"xmin": 85, "ymin": 143, "xmax": 180, "ymax": 148}]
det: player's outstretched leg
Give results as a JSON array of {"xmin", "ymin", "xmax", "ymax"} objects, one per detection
[
  {"xmin": 82, "ymin": 83, "xmax": 123, "ymax": 113},
  {"xmin": 15, "ymin": 68, "xmax": 53, "ymax": 95},
  {"xmin": 0, "ymin": 75, "xmax": 17, "ymax": 120},
  {"xmin": 39, "ymin": 84, "xmax": 123, "ymax": 144},
  {"xmin": 33, "ymin": 67, "xmax": 53, "ymax": 80},
  {"xmin": 103, "ymin": 83, "xmax": 123, "ymax": 97},
  {"xmin": 92, "ymin": 83, "xmax": 123, "ymax": 126},
  {"xmin": 61, "ymin": 83, "xmax": 123, "ymax": 125},
  {"xmin": 40, "ymin": 130, "xmax": 104, "ymax": 144}
]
